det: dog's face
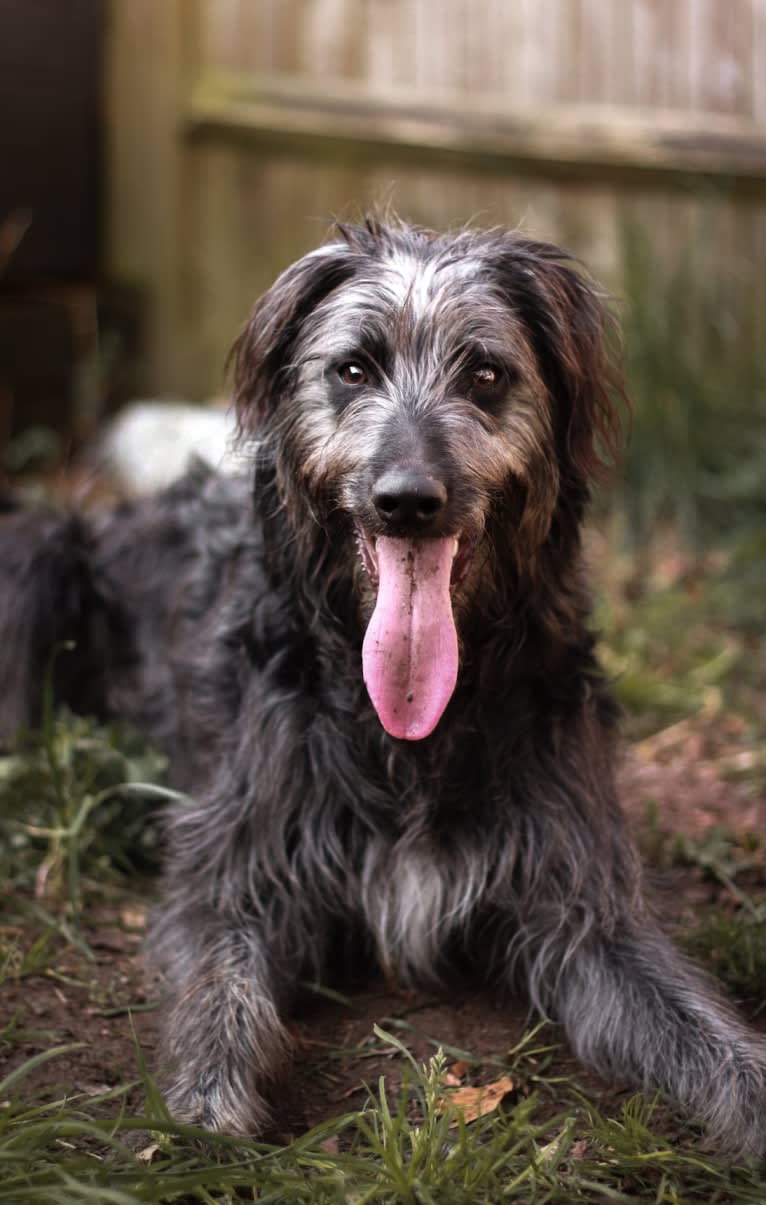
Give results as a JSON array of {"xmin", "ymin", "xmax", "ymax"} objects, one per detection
[{"xmin": 233, "ymin": 218, "xmax": 623, "ymax": 740}]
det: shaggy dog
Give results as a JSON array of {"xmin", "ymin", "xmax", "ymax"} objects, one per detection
[{"xmin": 2, "ymin": 217, "xmax": 765, "ymax": 1155}]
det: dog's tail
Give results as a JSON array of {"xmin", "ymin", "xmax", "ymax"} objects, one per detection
[{"xmin": 0, "ymin": 509, "xmax": 112, "ymax": 743}]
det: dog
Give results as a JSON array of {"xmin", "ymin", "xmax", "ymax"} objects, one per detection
[{"xmin": 3, "ymin": 216, "xmax": 765, "ymax": 1156}]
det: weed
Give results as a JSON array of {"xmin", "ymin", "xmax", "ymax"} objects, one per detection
[{"xmin": 0, "ymin": 708, "xmax": 169, "ymax": 905}]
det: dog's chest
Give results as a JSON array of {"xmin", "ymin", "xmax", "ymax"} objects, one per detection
[{"xmin": 358, "ymin": 834, "xmax": 491, "ymax": 984}]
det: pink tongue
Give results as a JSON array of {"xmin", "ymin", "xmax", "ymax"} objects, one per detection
[{"xmin": 362, "ymin": 536, "xmax": 458, "ymax": 740}]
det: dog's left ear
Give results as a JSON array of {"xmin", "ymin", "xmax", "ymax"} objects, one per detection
[
  {"xmin": 495, "ymin": 239, "xmax": 626, "ymax": 489},
  {"xmin": 231, "ymin": 244, "xmax": 356, "ymax": 434}
]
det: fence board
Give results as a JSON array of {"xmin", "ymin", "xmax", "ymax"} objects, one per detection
[{"xmin": 200, "ymin": 0, "xmax": 766, "ymax": 120}]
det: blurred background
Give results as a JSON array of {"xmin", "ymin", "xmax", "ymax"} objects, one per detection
[
  {"xmin": 1, "ymin": 0, "xmax": 765, "ymax": 598},
  {"xmin": 1, "ymin": 0, "xmax": 765, "ymax": 556},
  {"xmin": 0, "ymin": 0, "xmax": 763, "ymax": 533}
]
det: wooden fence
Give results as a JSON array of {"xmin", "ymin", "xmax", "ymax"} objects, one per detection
[{"xmin": 106, "ymin": 0, "xmax": 766, "ymax": 398}]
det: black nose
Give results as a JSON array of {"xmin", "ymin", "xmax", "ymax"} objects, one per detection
[{"xmin": 372, "ymin": 470, "xmax": 448, "ymax": 528}]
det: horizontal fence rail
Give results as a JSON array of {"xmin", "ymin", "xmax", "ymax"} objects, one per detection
[{"xmin": 186, "ymin": 70, "xmax": 766, "ymax": 189}]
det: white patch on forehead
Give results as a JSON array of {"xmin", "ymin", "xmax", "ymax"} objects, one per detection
[
  {"xmin": 294, "ymin": 243, "xmax": 492, "ymax": 385},
  {"xmin": 299, "ymin": 279, "xmax": 390, "ymax": 360},
  {"xmin": 296, "ymin": 243, "xmax": 485, "ymax": 349},
  {"xmin": 381, "ymin": 250, "xmax": 440, "ymax": 318},
  {"xmin": 382, "ymin": 249, "xmax": 485, "ymax": 323}
]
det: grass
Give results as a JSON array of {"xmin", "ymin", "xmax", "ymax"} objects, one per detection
[
  {"xmin": 0, "ymin": 684, "xmax": 168, "ymax": 904},
  {"xmin": 684, "ymin": 905, "xmax": 766, "ymax": 1005},
  {"xmin": 595, "ymin": 521, "xmax": 766, "ymax": 744},
  {"xmin": 4, "ymin": 1027, "xmax": 766, "ymax": 1203}
]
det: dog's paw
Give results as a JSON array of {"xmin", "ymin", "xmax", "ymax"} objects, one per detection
[{"xmin": 164, "ymin": 1070, "xmax": 272, "ymax": 1137}]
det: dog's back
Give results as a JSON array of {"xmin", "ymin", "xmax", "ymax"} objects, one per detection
[{"xmin": 0, "ymin": 464, "xmax": 252, "ymax": 776}]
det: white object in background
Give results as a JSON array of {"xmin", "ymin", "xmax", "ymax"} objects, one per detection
[{"xmin": 100, "ymin": 402, "xmax": 248, "ymax": 497}]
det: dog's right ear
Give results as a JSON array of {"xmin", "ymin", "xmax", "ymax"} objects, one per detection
[{"xmin": 231, "ymin": 245, "xmax": 356, "ymax": 434}]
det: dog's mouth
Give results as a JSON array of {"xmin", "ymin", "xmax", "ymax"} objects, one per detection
[
  {"xmin": 356, "ymin": 531, "xmax": 475, "ymax": 592},
  {"xmin": 356, "ymin": 530, "xmax": 476, "ymax": 742}
]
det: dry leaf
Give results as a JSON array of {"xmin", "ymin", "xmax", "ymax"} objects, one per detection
[
  {"xmin": 136, "ymin": 1142, "xmax": 160, "ymax": 1163},
  {"xmin": 121, "ymin": 907, "xmax": 146, "ymax": 930},
  {"xmin": 440, "ymin": 1074, "xmax": 514, "ymax": 1123}
]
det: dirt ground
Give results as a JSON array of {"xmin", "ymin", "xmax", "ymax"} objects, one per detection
[{"xmin": 4, "ymin": 715, "xmax": 766, "ymax": 1146}]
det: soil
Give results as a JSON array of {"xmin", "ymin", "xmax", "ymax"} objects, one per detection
[{"xmin": 2, "ymin": 726, "xmax": 765, "ymax": 1144}]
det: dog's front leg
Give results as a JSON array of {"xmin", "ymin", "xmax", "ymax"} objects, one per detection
[
  {"xmin": 148, "ymin": 904, "xmax": 293, "ymax": 1135},
  {"xmin": 535, "ymin": 916, "xmax": 766, "ymax": 1157}
]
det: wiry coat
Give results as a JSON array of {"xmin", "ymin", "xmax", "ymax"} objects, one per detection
[{"xmin": 2, "ymin": 218, "xmax": 765, "ymax": 1155}]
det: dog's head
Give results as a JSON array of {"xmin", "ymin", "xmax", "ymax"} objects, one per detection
[{"xmin": 233, "ymin": 217, "xmax": 624, "ymax": 740}]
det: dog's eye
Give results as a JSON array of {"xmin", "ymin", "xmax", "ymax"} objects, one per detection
[
  {"xmin": 338, "ymin": 362, "xmax": 368, "ymax": 387},
  {"xmin": 472, "ymin": 364, "xmax": 501, "ymax": 389}
]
